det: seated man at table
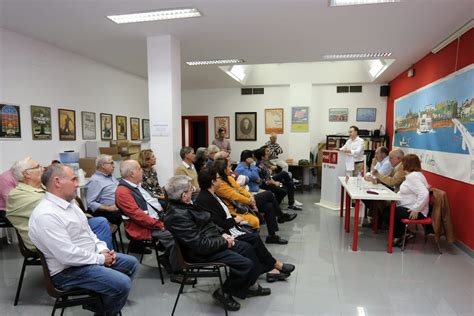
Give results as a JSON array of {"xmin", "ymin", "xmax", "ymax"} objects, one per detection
[{"xmin": 367, "ymin": 146, "xmax": 392, "ymax": 177}]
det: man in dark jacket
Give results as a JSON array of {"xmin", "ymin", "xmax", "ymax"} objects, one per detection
[{"xmin": 164, "ymin": 175, "xmax": 271, "ymax": 311}]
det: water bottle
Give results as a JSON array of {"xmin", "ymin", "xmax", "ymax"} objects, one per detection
[{"xmin": 357, "ymin": 172, "xmax": 362, "ymax": 188}]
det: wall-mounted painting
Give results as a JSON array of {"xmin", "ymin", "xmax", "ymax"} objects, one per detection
[
  {"xmin": 235, "ymin": 112, "xmax": 257, "ymax": 141},
  {"xmin": 100, "ymin": 113, "xmax": 113, "ymax": 140},
  {"xmin": 214, "ymin": 116, "xmax": 230, "ymax": 138},
  {"xmin": 356, "ymin": 108, "xmax": 377, "ymax": 122},
  {"xmin": 130, "ymin": 117, "xmax": 140, "ymax": 140},
  {"xmin": 291, "ymin": 106, "xmax": 309, "ymax": 132},
  {"xmin": 81, "ymin": 111, "xmax": 96, "ymax": 140},
  {"xmin": 142, "ymin": 119, "xmax": 150, "ymax": 140},
  {"xmin": 265, "ymin": 108, "xmax": 284, "ymax": 134},
  {"xmin": 58, "ymin": 108, "xmax": 76, "ymax": 141},
  {"xmin": 0, "ymin": 103, "xmax": 21, "ymax": 139},
  {"xmin": 31, "ymin": 105, "xmax": 52, "ymax": 140},
  {"xmin": 116, "ymin": 115, "xmax": 127, "ymax": 140},
  {"xmin": 329, "ymin": 108, "xmax": 349, "ymax": 122}
]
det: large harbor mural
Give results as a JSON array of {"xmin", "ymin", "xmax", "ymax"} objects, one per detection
[{"xmin": 393, "ymin": 64, "xmax": 473, "ymax": 184}]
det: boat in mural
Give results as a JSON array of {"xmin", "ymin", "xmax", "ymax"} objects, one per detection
[
  {"xmin": 417, "ymin": 114, "xmax": 433, "ymax": 134},
  {"xmin": 399, "ymin": 137, "xmax": 409, "ymax": 147}
]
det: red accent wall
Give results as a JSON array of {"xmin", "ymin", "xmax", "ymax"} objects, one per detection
[{"xmin": 387, "ymin": 28, "xmax": 474, "ymax": 250}]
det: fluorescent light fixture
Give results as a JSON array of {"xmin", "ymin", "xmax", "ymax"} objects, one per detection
[
  {"xmin": 330, "ymin": 0, "xmax": 400, "ymax": 6},
  {"xmin": 186, "ymin": 59, "xmax": 244, "ymax": 66},
  {"xmin": 432, "ymin": 19, "xmax": 473, "ymax": 54},
  {"xmin": 323, "ymin": 52, "xmax": 392, "ymax": 60},
  {"xmin": 369, "ymin": 59, "xmax": 388, "ymax": 78},
  {"xmin": 229, "ymin": 65, "xmax": 246, "ymax": 81},
  {"xmin": 357, "ymin": 307, "xmax": 367, "ymax": 316},
  {"xmin": 107, "ymin": 8, "xmax": 201, "ymax": 24}
]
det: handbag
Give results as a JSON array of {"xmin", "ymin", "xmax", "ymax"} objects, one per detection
[{"xmin": 232, "ymin": 201, "xmax": 254, "ymax": 215}]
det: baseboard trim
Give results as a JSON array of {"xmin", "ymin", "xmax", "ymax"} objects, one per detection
[{"xmin": 454, "ymin": 241, "xmax": 474, "ymax": 258}]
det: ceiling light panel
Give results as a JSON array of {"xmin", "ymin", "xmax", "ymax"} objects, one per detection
[
  {"xmin": 330, "ymin": 0, "xmax": 400, "ymax": 6},
  {"xmin": 107, "ymin": 8, "xmax": 201, "ymax": 24},
  {"xmin": 186, "ymin": 59, "xmax": 244, "ymax": 66},
  {"xmin": 323, "ymin": 52, "xmax": 392, "ymax": 60}
]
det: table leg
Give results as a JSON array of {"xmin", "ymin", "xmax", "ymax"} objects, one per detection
[
  {"xmin": 352, "ymin": 199, "xmax": 360, "ymax": 251},
  {"xmin": 372, "ymin": 209, "xmax": 379, "ymax": 234},
  {"xmin": 340, "ymin": 185, "xmax": 344, "ymax": 217},
  {"xmin": 387, "ymin": 201, "xmax": 395, "ymax": 253},
  {"xmin": 345, "ymin": 192, "xmax": 351, "ymax": 233}
]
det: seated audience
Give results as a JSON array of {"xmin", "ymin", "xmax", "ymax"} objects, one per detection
[
  {"xmin": 234, "ymin": 150, "xmax": 262, "ymax": 193},
  {"xmin": 164, "ymin": 175, "xmax": 271, "ymax": 311},
  {"xmin": 196, "ymin": 170, "xmax": 295, "ymax": 282},
  {"xmin": 175, "ymin": 146, "xmax": 200, "ymax": 191},
  {"xmin": 212, "ymin": 127, "xmax": 232, "ymax": 153},
  {"xmin": 214, "ymin": 159, "xmax": 296, "ymax": 244},
  {"xmin": 206, "ymin": 144, "xmax": 220, "ymax": 170},
  {"xmin": 85, "ymin": 154, "xmax": 123, "ymax": 226},
  {"xmin": 0, "ymin": 164, "xmax": 18, "ymax": 211},
  {"xmin": 138, "ymin": 149, "xmax": 165, "ymax": 200},
  {"xmin": 29, "ymin": 164, "xmax": 139, "ymax": 315},
  {"xmin": 385, "ymin": 154, "xmax": 430, "ymax": 246},
  {"xmin": 115, "ymin": 160, "xmax": 193, "ymax": 284},
  {"xmin": 195, "ymin": 147, "xmax": 208, "ymax": 173},
  {"xmin": 265, "ymin": 133, "xmax": 288, "ymax": 172},
  {"xmin": 7, "ymin": 158, "xmax": 112, "ymax": 250}
]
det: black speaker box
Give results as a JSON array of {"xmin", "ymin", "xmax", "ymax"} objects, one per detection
[{"xmin": 380, "ymin": 85, "xmax": 390, "ymax": 97}]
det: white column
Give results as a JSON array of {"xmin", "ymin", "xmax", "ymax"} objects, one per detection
[{"xmin": 147, "ymin": 35, "xmax": 182, "ymax": 184}]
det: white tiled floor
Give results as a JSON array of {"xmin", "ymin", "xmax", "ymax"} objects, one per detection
[{"xmin": 0, "ymin": 190, "xmax": 473, "ymax": 315}]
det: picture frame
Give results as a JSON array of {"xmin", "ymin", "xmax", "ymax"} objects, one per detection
[
  {"xmin": 235, "ymin": 112, "xmax": 257, "ymax": 141},
  {"xmin": 31, "ymin": 105, "xmax": 52, "ymax": 140},
  {"xmin": 0, "ymin": 103, "xmax": 21, "ymax": 139},
  {"xmin": 116, "ymin": 115, "xmax": 127, "ymax": 140},
  {"xmin": 100, "ymin": 113, "xmax": 113, "ymax": 140},
  {"xmin": 142, "ymin": 119, "xmax": 150, "ymax": 140},
  {"xmin": 81, "ymin": 111, "xmax": 96, "ymax": 140},
  {"xmin": 130, "ymin": 117, "xmax": 140, "ymax": 140},
  {"xmin": 58, "ymin": 108, "xmax": 76, "ymax": 141},
  {"xmin": 329, "ymin": 108, "xmax": 349, "ymax": 122},
  {"xmin": 214, "ymin": 116, "xmax": 230, "ymax": 139},
  {"xmin": 265, "ymin": 108, "xmax": 284, "ymax": 134},
  {"xmin": 356, "ymin": 108, "xmax": 377, "ymax": 122},
  {"xmin": 291, "ymin": 106, "xmax": 309, "ymax": 132}
]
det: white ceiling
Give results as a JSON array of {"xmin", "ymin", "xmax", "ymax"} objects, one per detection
[{"xmin": 0, "ymin": 0, "xmax": 473, "ymax": 89}]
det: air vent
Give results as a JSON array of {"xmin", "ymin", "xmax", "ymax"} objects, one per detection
[
  {"xmin": 350, "ymin": 85, "xmax": 362, "ymax": 93},
  {"xmin": 337, "ymin": 86, "xmax": 349, "ymax": 93},
  {"xmin": 241, "ymin": 87, "xmax": 264, "ymax": 95},
  {"xmin": 337, "ymin": 85, "xmax": 362, "ymax": 93}
]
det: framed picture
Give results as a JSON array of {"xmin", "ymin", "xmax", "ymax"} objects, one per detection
[
  {"xmin": 291, "ymin": 106, "xmax": 309, "ymax": 132},
  {"xmin": 235, "ymin": 112, "xmax": 257, "ymax": 141},
  {"xmin": 100, "ymin": 113, "xmax": 113, "ymax": 140},
  {"xmin": 58, "ymin": 108, "xmax": 76, "ymax": 141},
  {"xmin": 214, "ymin": 116, "xmax": 230, "ymax": 138},
  {"xmin": 31, "ymin": 105, "xmax": 52, "ymax": 140},
  {"xmin": 116, "ymin": 115, "xmax": 127, "ymax": 140},
  {"xmin": 142, "ymin": 119, "xmax": 150, "ymax": 140},
  {"xmin": 130, "ymin": 117, "xmax": 140, "ymax": 140},
  {"xmin": 356, "ymin": 108, "xmax": 377, "ymax": 122},
  {"xmin": 329, "ymin": 108, "xmax": 349, "ymax": 122},
  {"xmin": 81, "ymin": 111, "xmax": 96, "ymax": 140},
  {"xmin": 265, "ymin": 108, "xmax": 284, "ymax": 134},
  {"xmin": 0, "ymin": 103, "xmax": 21, "ymax": 139}
]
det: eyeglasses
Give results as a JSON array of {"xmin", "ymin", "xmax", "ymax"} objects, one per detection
[
  {"xmin": 103, "ymin": 161, "xmax": 115, "ymax": 165},
  {"xmin": 24, "ymin": 164, "xmax": 42, "ymax": 172}
]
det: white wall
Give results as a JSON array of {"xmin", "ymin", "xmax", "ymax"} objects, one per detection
[
  {"xmin": 0, "ymin": 28, "xmax": 149, "ymax": 170},
  {"xmin": 182, "ymin": 84, "xmax": 387, "ymax": 162}
]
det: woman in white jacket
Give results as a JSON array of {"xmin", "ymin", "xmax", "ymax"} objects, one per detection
[{"xmin": 392, "ymin": 154, "xmax": 429, "ymax": 245}]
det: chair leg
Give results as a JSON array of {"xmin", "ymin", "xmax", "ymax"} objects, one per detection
[
  {"xmin": 112, "ymin": 233, "xmax": 118, "ymax": 251},
  {"xmin": 13, "ymin": 258, "xmax": 27, "ymax": 306},
  {"xmin": 171, "ymin": 269, "xmax": 188, "ymax": 316},
  {"xmin": 154, "ymin": 244, "xmax": 164, "ymax": 285},
  {"xmin": 217, "ymin": 267, "xmax": 228, "ymax": 316},
  {"xmin": 60, "ymin": 307, "xmax": 66, "ymax": 316},
  {"xmin": 401, "ymin": 224, "xmax": 408, "ymax": 252},
  {"xmin": 51, "ymin": 299, "xmax": 59, "ymax": 316},
  {"xmin": 117, "ymin": 227, "xmax": 125, "ymax": 253},
  {"xmin": 139, "ymin": 245, "xmax": 145, "ymax": 263},
  {"xmin": 436, "ymin": 241, "xmax": 442, "ymax": 254}
]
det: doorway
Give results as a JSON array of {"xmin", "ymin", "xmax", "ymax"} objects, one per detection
[{"xmin": 181, "ymin": 116, "xmax": 208, "ymax": 150}]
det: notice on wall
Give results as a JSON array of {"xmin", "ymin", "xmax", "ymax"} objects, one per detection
[{"xmin": 152, "ymin": 123, "xmax": 170, "ymax": 137}]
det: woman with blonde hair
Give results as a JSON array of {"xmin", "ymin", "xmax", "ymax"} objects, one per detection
[{"xmin": 138, "ymin": 149, "xmax": 165, "ymax": 200}]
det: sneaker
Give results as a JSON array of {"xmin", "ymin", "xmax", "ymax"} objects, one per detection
[
  {"xmin": 288, "ymin": 205, "xmax": 303, "ymax": 211},
  {"xmin": 246, "ymin": 284, "xmax": 271, "ymax": 297},
  {"xmin": 265, "ymin": 235, "xmax": 288, "ymax": 245},
  {"xmin": 277, "ymin": 213, "xmax": 297, "ymax": 223},
  {"xmin": 212, "ymin": 289, "xmax": 241, "ymax": 311},
  {"xmin": 293, "ymin": 200, "xmax": 303, "ymax": 206}
]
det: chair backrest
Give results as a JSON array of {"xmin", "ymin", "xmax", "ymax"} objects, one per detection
[
  {"xmin": 37, "ymin": 250, "xmax": 62, "ymax": 298},
  {"xmin": 173, "ymin": 239, "xmax": 190, "ymax": 270},
  {"xmin": 14, "ymin": 229, "xmax": 39, "ymax": 258}
]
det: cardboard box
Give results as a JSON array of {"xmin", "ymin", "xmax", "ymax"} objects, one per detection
[
  {"xmin": 79, "ymin": 157, "xmax": 97, "ymax": 177},
  {"xmin": 99, "ymin": 147, "xmax": 119, "ymax": 155}
]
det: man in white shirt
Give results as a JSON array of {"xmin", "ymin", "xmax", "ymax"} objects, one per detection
[
  {"xmin": 29, "ymin": 164, "xmax": 139, "ymax": 315},
  {"xmin": 340, "ymin": 126, "xmax": 365, "ymax": 176},
  {"xmin": 368, "ymin": 146, "xmax": 392, "ymax": 177}
]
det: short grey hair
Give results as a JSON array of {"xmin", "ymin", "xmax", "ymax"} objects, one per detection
[
  {"xmin": 96, "ymin": 154, "xmax": 112, "ymax": 168},
  {"xmin": 207, "ymin": 145, "xmax": 219, "ymax": 154},
  {"xmin": 179, "ymin": 146, "xmax": 194, "ymax": 160},
  {"xmin": 11, "ymin": 157, "xmax": 33, "ymax": 181},
  {"xmin": 164, "ymin": 175, "xmax": 191, "ymax": 201},
  {"xmin": 392, "ymin": 148, "xmax": 405, "ymax": 159},
  {"xmin": 120, "ymin": 160, "xmax": 139, "ymax": 179},
  {"xmin": 41, "ymin": 164, "xmax": 69, "ymax": 188},
  {"xmin": 376, "ymin": 146, "xmax": 389, "ymax": 156}
]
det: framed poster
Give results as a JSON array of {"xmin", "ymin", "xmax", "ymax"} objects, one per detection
[
  {"xmin": 235, "ymin": 112, "xmax": 257, "ymax": 141},
  {"xmin": 357, "ymin": 108, "xmax": 377, "ymax": 122},
  {"xmin": 214, "ymin": 116, "xmax": 230, "ymax": 138},
  {"xmin": 81, "ymin": 111, "xmax": 96, "ymax": 140},
  {"xmin": 31, "ymin": 105, "xmax": 52, "ymax": 140},
  {"xmin": 100, "ymin": 113, "xmax": 113, "ymax": 140},
  {"xmin": 142, "ymin": 119, "xmax": 150, "ymax": 140},
  {"xmin": 291, "ymin": 106, "xmax": 309, "ymax": 132},
  {"xmin": 116, "ymin": 115, "xmax": 127, "ymax": 140},
  {"xmin": 329, "ymin": 108, "xmax": 348, "ymax": 122},
  {"xmin": 0, "ymin": 103, "xmax": 21, "ymax": 139},
  {"xmin": 58, "ymin": 108, "xmax": 76, "ymax": 141},
  {"xmin": 130, "ymin": 117, "xmax": 140, "ymax": 140},
  {"xmin": 265, "ymin": 108, "xmax": 284, "ymax": 134}
]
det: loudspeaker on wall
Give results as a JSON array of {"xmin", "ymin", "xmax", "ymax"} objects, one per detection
[{"xmin": 380, "ymin": 85, "xmax": 390, "ymax": 97}]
